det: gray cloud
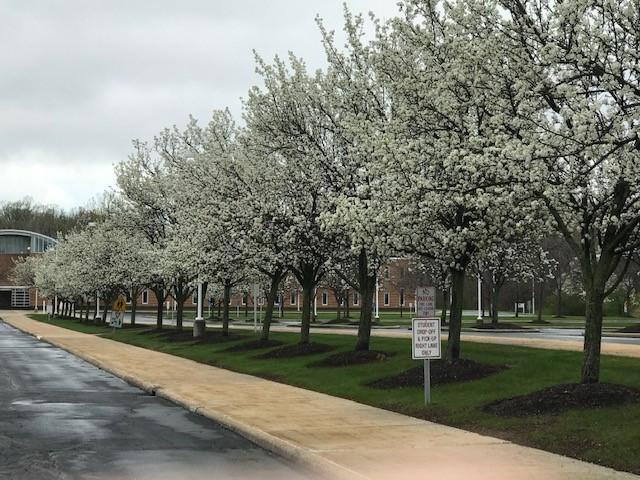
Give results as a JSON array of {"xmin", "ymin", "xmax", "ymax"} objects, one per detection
[
  {"xmin": 0, "ymin": 0, "xmax": 400, "ymax": 208},
  {"xmin": 0, "ymin": 0, "xmax": 397, "ymax": 207}
]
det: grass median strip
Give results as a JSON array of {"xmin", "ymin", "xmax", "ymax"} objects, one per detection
[{"xmin": 28, "ymin": 314, "xmax": 640, "ymax": 475}]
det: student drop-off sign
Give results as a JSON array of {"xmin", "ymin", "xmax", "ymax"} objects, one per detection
[{"xmin": 412, "ymin": 318, "xmax": 441, "ymax": 360}]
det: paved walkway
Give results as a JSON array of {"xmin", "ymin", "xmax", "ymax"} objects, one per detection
[{"xmin": 2, "ymin": 311, "xmax": 637, "ymax": 480}]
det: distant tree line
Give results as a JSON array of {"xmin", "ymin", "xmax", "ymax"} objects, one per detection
[{"xmin": 0, "ymin": 198, "xmax": 96, "ymax": 238}]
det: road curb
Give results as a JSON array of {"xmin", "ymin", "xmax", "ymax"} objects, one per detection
[{"xmin": 1, "ymin": 318, "xmax": 365, "ymax": 480}]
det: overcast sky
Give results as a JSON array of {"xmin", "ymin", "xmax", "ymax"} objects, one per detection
[{"xmin": 0, "ymin": 1, "xmax": 400, "ymax": 210}]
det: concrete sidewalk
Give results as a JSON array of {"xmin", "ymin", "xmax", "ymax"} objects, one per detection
[{"xmin": 2, "ymin": 310, "xmax": 637, "ymax": 480}]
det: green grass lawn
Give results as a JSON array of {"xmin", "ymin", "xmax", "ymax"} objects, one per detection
[{"xmin": 28, "ymin": 313, "xmax": 640, "ymax": 475}]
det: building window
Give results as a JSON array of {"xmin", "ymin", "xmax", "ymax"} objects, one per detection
[
  {"xmin": 399, "ymin": 289, "xmax": 405, "ymax": 306},
  {"xmin": 353, "ymin": 291, "xmax": 359, "ymax": 306},
  {"xmin": 290, "ymin": 290, "xmax": 296, "ymax": 305},
  {"xmin": 242, "ymin": 294, "xmax": 247, "ymax": 306},
  {"xmin": 384, "ymin": 292, "xmax": 390, "ymax": 306},
  {"xmin": 399, "ymin": 267, "xmax": 405, "ymax": 279},
  {"xmin": 125, "ymin": 291, "xmax": 132, "ymax": 304},
  {"xmin": 384, "ymin": 267, "xmax": 389, "ymax": 279},
  {"xmin": 192, "ymin": 292, "xmax": 197, "ymax": 305},
  {"xmin": 142, "ymin": 289, "xmax": 149, "ymax": 305},
  {"xmin": 322, "ymin": 290, "xmax": 328, "ymax": 305}
]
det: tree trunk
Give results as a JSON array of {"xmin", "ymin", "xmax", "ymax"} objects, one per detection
[
  {"xmin": 201, "ymin": 282, "xmax": 208, "ymax": 318},
  {"xmin": 355, "ymin": 249, "xmax": 376, "ymax": 351},
  {"xmin": 447, "ymin": 268, "xmax": 466, "ymax": 363},
  {"xmin": 536, "ymin": 283, "xmax": 544, "ymax": 323},
  {"xmin": 345, "ymin": 291, "xmax": 350, "ymax": 319},
  {"xmin": 581, "ymin": 287, "xmax": 605, "ymax": 384},
  {"xmin": 84, "ymin": 299, "xmax": 90, "ymax": 323},
  {"xmin": 221, "ymin": 283, "xmax": 231, "ymax": 336},
  {"xmin": 261, "ymin": 271, "xmax": 283, "ymax": 343},
  {"xmin": 153, "ymin": 287, "xmax": 164, "ymax": 330},
  {"xmin": 176, "ymin": 298, "xmax": 184, "ymax": 331},
  {"xmin": 440, "ymin": 287, "xmax": 449, "ymax": 326},
  {"xmin": 555, "ymin": 283, "xmax": 563, "ymax": 317},
  {"xmin": 131, "ymin": 296, "xmax": 137, "ymax": 326},
  {"xmin": 300, "ymin": 282, "xmax": 313, "ymax": 344},
  {"xmin": 335, "ymin": 292, "xmax": 342, "ymax": 321},
  {"xmin": 491, "ymin": 286, "xmax": 500, "ymax": 327}
]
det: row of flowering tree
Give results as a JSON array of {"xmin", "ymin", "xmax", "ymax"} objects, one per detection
[{"xmin": 24, "ymin": 0, "xmax": 640, "ymax": 385}]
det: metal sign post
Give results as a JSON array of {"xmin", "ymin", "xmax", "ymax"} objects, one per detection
[
  {"xmin": 412, "ymin": 317, "xmax": 441, "ymax": 405},
  {"xmin": 424, "ymin": 358, "xmax": 431, "ymax": 404}
]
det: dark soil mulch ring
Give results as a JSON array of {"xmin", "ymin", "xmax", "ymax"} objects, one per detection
[
  {"xmin": 309, "ymin": 350, "xmax": 392, "ymax": 367},
  {"xmin": 147, "ymin": 329, "xmax": 246, "ymax": 344},
  {"xmin": 474, "ymin": 322, "xmax": 528, "ymax": 330},
  {"xmin": 617, "ymin": 323, "xmax": 640, "ymax": 333},
  {"xmin": 368, "ymin": 358, "xmax": 508, "ymax": 389},
  {"xmin": 254, "ymin": 342, "xmax": 335, "ymax": 359},
  {"xmin": 224, "ymin": 339, "xmax": 285, "ymax": 352},
  {"xmin": 484, "ymin": 383, "xmax": 640, "ymax": 417}
]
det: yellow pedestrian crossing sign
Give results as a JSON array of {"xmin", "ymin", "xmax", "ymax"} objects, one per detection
[{"xmin": 113, "ymin": 296, "xmax": 126, "ymax": 313}]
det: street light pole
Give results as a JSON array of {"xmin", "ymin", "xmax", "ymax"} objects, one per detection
[{"xmin": 193, "ymin": 280, "xmax": 205, "ymax": 338}]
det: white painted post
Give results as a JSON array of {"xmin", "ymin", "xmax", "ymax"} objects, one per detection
[
  {"xmin": 531, "ymin": 279, "xmax": 536, "ymax": 316},
  {"xmin": 375, "ymin": 279, "xmax": 380, "ymax": 320},
  {"xmin": 296, "ymin": 290, "xmax": 300, "ymax": 312},
  {"xmin": 477, "ymin": 273, "xmax": 482, "ymax": 320},
  {"xmin": 193, "ymin": 281, "xmax": 205, "ymax": 338},
  {"xmin": 424, "ymin": 360, "xmax": 431, "ymax": 404},
  {"xmin": 314, "ymin": 288, "xmax": 318, "ymax": 319},
  {"xmin": 196, "ymin": 283, "xmax": 203, "ymax": 319}
]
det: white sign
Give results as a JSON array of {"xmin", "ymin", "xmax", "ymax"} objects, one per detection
[
  {"xmin": 109, "ymin": 311, "xmax": 124, "ymax": 329},
  {"xmin": 412, "ymin": 318, "xmax": 441, "ymax": 360},
  {"xmin": 416, "ymin": 286, "xmax": 436, "ymax": 318}
]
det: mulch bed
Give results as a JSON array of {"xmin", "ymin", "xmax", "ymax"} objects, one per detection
[
  {"xmin": 617, "ymin": 324, "xmax": 640, "ymax": 333},
  {"xmin": 309, "ymin": 350, "xmax": 392, "ymax": 367},
  {"xmin": 474, "ymin": 322, "xmax": 528, "ymax": 330},
  {"xmin": 484, "ymin": 383, "xmax": 640, "ymax": 417},
  {"xmin": 254, "ymin": 342, "xmax": 335, "ymax": 359},
  {"xmin": 146, "ymin": 329, "xmax": 246, "ymax": 344},
  {"xmin": 368, "ymin": 358, "xmax": 507, "ymax": 389},
  {"xmin": 224, "ymin": 339, "xmax": 284, "ymax": 352}
]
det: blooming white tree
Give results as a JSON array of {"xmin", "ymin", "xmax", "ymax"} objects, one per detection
[
  {"xmin": 375, "ymin": 0, "xmax": 537, "ymax": 362},
  {"xmin": 476, "ymin": 235, "xmax": 554, "ymax": 327},
  {"xmin": 499, "ymin": 0, "xmax": 640, "ymax": 383},
  {"xmin": 244, "ymin": 55, "xmax": 338, "ymax": 345},
  {"xmin": 314, "ymin": 10, "xmax": 399, "ymax": 351},
  {"xmin": 116, "ymin": 135, "xmax": 183, "ymax": 330}
]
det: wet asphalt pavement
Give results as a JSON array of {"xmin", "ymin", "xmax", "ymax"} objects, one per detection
[{"xmin": 0, "ymin": 321, "xmax": 310, "ymax": 480}]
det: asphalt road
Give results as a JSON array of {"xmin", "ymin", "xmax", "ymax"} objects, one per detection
[{"xmin": 0, "ymin": 321, "xmax": 311, "ymax": 480}]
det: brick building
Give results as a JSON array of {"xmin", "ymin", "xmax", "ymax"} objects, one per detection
[{"xmin": 0, "ymin": 229, "xmax": 56, "ymax": 309}]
